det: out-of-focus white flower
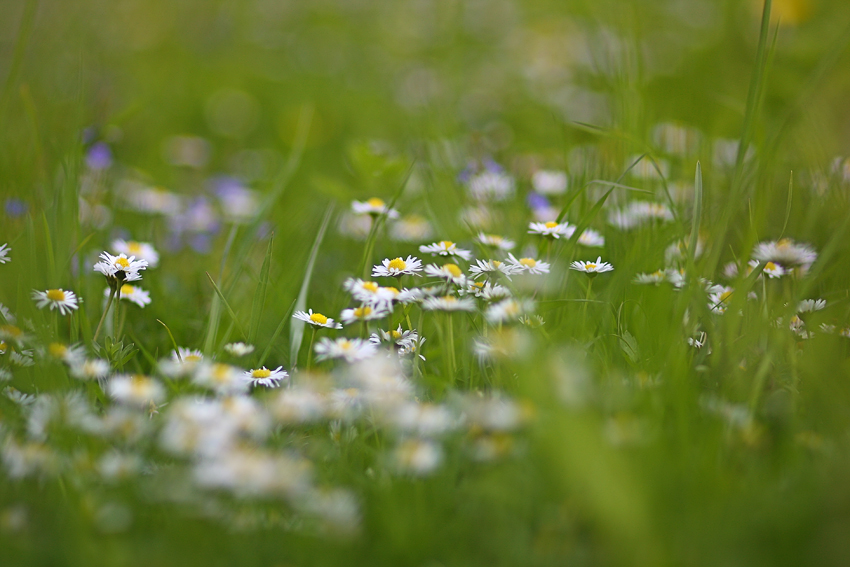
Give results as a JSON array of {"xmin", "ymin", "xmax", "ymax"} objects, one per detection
[
  {"xmin": 108, "ymin": 375, "xmax": 166, "ymax": 407},
  {"xmin": 419, "ymin": 241, "xmax": 473, "ymax": 261},
  {"xmin": 111, "ymin": 240, "xmax": 160, "ymax": 268},
  {"xmin": 372, "ymin": 256, "xmax": 423, "ymax": 278},
  {"xmin": 351, "ymin": 197, "xmax": 399, "ymax": 218},
  {"xmin": 293, "ymin": 309, "xmax": 343, "ymax": 329},
  {"xmin": 532, "ymin": 170, "xmax": 568, "ymax": 195}
]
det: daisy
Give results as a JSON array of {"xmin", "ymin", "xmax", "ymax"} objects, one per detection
[
  {"xmin": 634, "ymin": 270, "xmax": 666, "ymax": 285},
  {"xmin": 48, "ymin": 343, "xmax": 86, "ymax": 366},
  {"xmin": 528, "ymin": 221, "xmax": 571, "ymax": 239},
  {"xmin": 372, "ymin": 256, "xmax": 423, "ymax": 278},
  {"xmin": 173, "ymin": 348, "xmax": 204, "ymax": 364},
  {"xmin": 532, "ymin": 170, "xmax": 568, "ymax": 195},
  {"xmin": 609, "ymin": 201, "xmax": 674, "ymax": 230},
  {"xmin": 486, "ymin": 299, "xmax": 535, "ymax": 324},
  {"xmin": 104, "ymin": 284, "xmax": 151, "ymax": 308},
  {"xmin": 570, "ymin": 257, "xmax": 614, "ymax": 276},
  {"xmin": 477, "ymin": 233, "xmax": 515, "ymax": 250},
  {"xmin": 469, "ymin": 259, "xmax": 523, "ymax": 280},
  {"xmin": 314, "ymin": 337, "xmax": 377, "ymax": 363},
  {"xmin": 396, "ymin": 286, "xmax": 442, "ymax": 304},
  {"xmin": 31, "ymin": 289, "xmax": 79, "ymax": 315},
  {"xmin": 466, "ymin": 171, "xmax": 515, "ymax": 202},
  {"xmin": 223, "ymin": 342, "xmax": 254, "ymax": 357},
  {"xmin": 390, "ymin": 215, "xmax": 433, "ymax": 242},
  {"xmin": 108, "ymin": 375, "xmax": 166, "ymax": 407},
  {"xmin": 70, "ymin": 359, "xmax": 110, "ymax": 382},
  {"xmin": 93, "ymin": 252, "xmax": 148, "ymax": 284},
  {"xmin": 111, "ymin": 239, "xmax": 160, "ymax": 268},
  {"xmin": 244, "ymin": 366, "xmax": 289, "ymax": 388},
  {"xmin": 749, "ymin": 260, "xmax": 785, "ymax": 279},
  {"xmin": 422, "ymin": 295, "xmax": 476, "ymax": 311},
  {"xmin": 507, "ymin": 254, "xmax": 551, "ymax": 275},
  {"xmin": 293, "ymin": 309, "xmax": 343, "ymax": 329},
  {"xmin": 752, "ymin": 239, "xmax": 817, "ymax": 267},
  {"xmin": 708, "ymin": 287, "xmax": 734, "ymax": 313},
  {"xmin": 573, "ymin": 228, "xmax": 605, "ymax": 248},
  {"xmin": 419, "ymin": 241, "xmax": 473, "ymax": 261},
  {"xmin": 340, "ymin": 305, "xmax": 389, "ymax": 324},
  {"xmin": 193, "ymin": 362, "xmax": 249, "ymax": 394},
  {"xmin": 394, "ymin": 439, "xmax": 443, "ymax": 475},
  {"xmin": 798, "ymin": 299, "xmax": 826, "ymax": 313},
  {"xmin": 0, "ymin": 243, "xmax": 10, "ymax": 264},
  {"xmin": 351, "ymin": 197, "xmax": 399, "ymax": 219},
  {"xmin": 424, "ymin": 263, "xmax": 466, "ymax": 285}
]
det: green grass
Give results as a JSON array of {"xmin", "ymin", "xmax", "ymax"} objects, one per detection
[{"xmin": 3, "ymin": 0, "xmax": 850, "ymax": 566}]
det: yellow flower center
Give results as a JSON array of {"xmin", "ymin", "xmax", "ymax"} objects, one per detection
[
  {"xmin": 49, "ymin": 343, "xmax": 67, "ymax": 357},
  {"xmin": 252, "ymin": 368, "xmax": 272, "ymax": 378},
  {"xmin": 720, "ymin": 291, "xmax": 733, "ymax": 302},
  {"xmin": 367, "ymin": 197, "xmax": 385, "ymax": 209},
  {"xmin": 473, "ymin": 282, "xmax": 484, "ymax": 289},
  {"xmin": 184, "ymin": 354, "xmax": 202, "ymax": 362},
  {"xmin": 340, "ymin": 340, "xmax": 353, "ymax": 351},
  {"xmin": 362, "ymin": 282, "xmax": 379, "ymax": 293},
  {"xmin": 46, "ymin": 289, "xmax": 66, "ymax": 301},
  {"xmin": 519, "ymin": 258, "xmax": 537, "ymax": 268},
  {"xmin": 777, "ymin": 238, "xmax": 792, "ymax": 248},
  {"xmin": 544, "ymin": 222, "xmax": 558, "ymax": 229},
  {"xmin": 439, "ymin": 240, "xmax": 454, "ymax": 249},
  {"xmin": 354, "ymin": 307, "xmax": 372, "ymax": 318},
  {"xmin": 130, "ymin": 375, "xmax": 149, "ymax": 395},
  {"xmin": 492, "ymin": 260, "xmax": 502, "ymax": 268},
  {"xmin": 391, "ymin": 330, "xmax": 402, "ymax": 339},
  {"xmin": 115, "ymin": 257, "xmax": 130, "ymax": 269},
  {"xmin": 764, "ymin": 262, "xmax": 777, "ymax": 271},
  {"xmin": 442, "ymin": 296, "xmax": 457, "ymax": 303},
  {"xmin": 310, "ymin": 312, "xmax": 329, "ymax": 325},
  {"xmin": 585, "ymin": 263, "xmax": 597, "ymax": 271},
  {"xmin": 120, "ymin": 284, "xmax": 135, "ymax": 295},
  {"xmin": 444, "ymin": 263, "xmax": 462, "ymax": 278},
  {"xmin": 127, "ymin": 242, "xmax": 142, "ymax": 254},
  {"xmin": 382, "ymin": 286, "xmax": 400, "ymax": 295},
  {"xmin": 211, "ymin": 364, "xmax": 230, "ymax": 383},
  {"xmin": 388, "ymin": 258, "xmax": 407, "ymax": 271},
  {"xmin": 652, "ymin": 270, "xmax": 664, "ymax": 277},
  {"xmin": 0, "ymin": 341, "xmax": 7, "ymax": 352}
]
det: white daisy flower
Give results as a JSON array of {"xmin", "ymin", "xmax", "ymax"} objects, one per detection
[
  {"xmin": 0, "ymin": 243, "xmax": 10, "ymax": 264},
  {"xmin": 269, "ymin": 387, "xmax": 328, "ymax": 424},
  {"xmin": 478, "ymin": 282, "xmax": 512, "ymax": 302},
  {"xmin": 314, "ymin": 338, "xmax": 377, "ymax": 363},
  {"xmin": 752, "ymin": 239, "xmax": 817, "ymax": 267},
  {"xmin": 173, "ymin": 348, "xmax": 204, "ymax": 364},
  {"xmin": 394, "ymin": 439, "xmax": 443, "ymax": 475},
  {"xmin": 244, "ymin": 366, "xmax": 289, "ymax": 388},
  {"xmin": 708, "ymin": 287, "xmax": 734, "ymax": 313},
  {"xmin": 666, "ymin": 268, "xmax": 687, "ymax": 288},
  {"xmin": 422, "ymin": 295, "xmax": 476, "ymax": 312},
  {"xmin": 507, "ymin": 254, "xmax": 551, "ymax": 275},
  {"xmin": 486, "ymin": 299, "xmax": 535, "ymax": 324},
  {"xmin": 369, "ymin": 326, "xmax": 424, "ymax": 361},
  {"xmin": 293, "ymin": 309, "xmax": 343, "ymax": 329},
  {"xmin": 532, "ymin": 170, "xmax": 568, "ymax": 195},
  {"xmin": 626, "ymin": 154, "xmax": 669, "ymax": 180},
  {"xmin": 48, "ymin": 342, "xmax": 87, "ymax": 366},
  {"xmin": 223, "ymin": 342, "xmax": 254, "ymax": 357},
  {"xmin": 419, "ymin": 241, "xmax": 473, "ymax": 261},
  {"xmin": 372, "ymin": 256, "xmax": 423, "ymax": 278},
  {"xmin": 104, "ymin": 284, "xmax": 151, "ymax": 308},
  {"xmin": 390, "ymin": 215, "xmax": 433, "ymax": 242},
  {"xmin": 748, "ymin": 260, "xmax": 785, "ymax": 279},
  {"xmin": 797, "ymin": 299, "xmax": 826, "ymax": 313},
  {"xmin": 569, "ymin": 257, "xmax": 614, "ymax": 275},
  {"xmin": 70, "ymin": 359, "xmax": 110, "ymax": 381},
  {"xmin": 688, "ymin": 332, "xmax": 707, "ymax": 349},
  {"xmin": 111, "ymin": 239, "xmax": 160, "ymax": 268},
  {"xmin": 573, "ymin": 227, "xmax": 605, "ymax": 247},
  {"xmin": 634, "ymin": 270, "xmax": 666, "ymax": 285},
  {"xmin": 665, "ymin": 239, "xmax": 704, "ymax": 264},
  {"xmin": 193, "ymin": 362, "xmax": 249, "ymax": 394},
  {"xmin": 396, "ymin": 286, "xmax": 441, "ymax": 304},
  {"xmin": 476, "ymin": 233, "xmax": 515, "ymax": 250},
  {"xmin": 31, "ymin": 289, "xmax": 79, "ymax": 315},
  {"xmin": 93, "ymin": 252, "xmax": 148, "ymax": 283},
  {"xmin": 351, "ymin": 197, "xmax": 399, "ymax": 218},
  {"xmin": 340, "ymin": 305, "xmax": 389, "ymax": 325},
  {"xmin": 469, "ymin": 259, "xmax": 522, "ymax": 280},
  {"xmin": 528, "ymin": 221, "xmax": 572, "ymax": 239},
  {"xmin": 424, "ymin": 263, "xmax": 466, "ymax": 285},
  {"xmin": 467, "ymin": 171, "xmax": 515, "ymax": 202},
  {"xmin": 10, "ymin": 350, "xmax": 34, "ymax": 367},
  {"xmin": 608, "ymin": 201, "xmax": 674, "ymax": 230},
  {"xmin": 108, "ymin": 375, "xmax": 166, "ymax": 407}
]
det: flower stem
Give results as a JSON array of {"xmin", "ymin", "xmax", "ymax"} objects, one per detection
[
  {"xmin": 580, "ymin": 277, "xmax": 594, "ymax": 338},
  {"xmin": 93, "ymin": 287, "xmax": 116, "ymax": 343},
  {"xmin": 306, "ymin": 327, "xmax": 317, "ymax": 372}
]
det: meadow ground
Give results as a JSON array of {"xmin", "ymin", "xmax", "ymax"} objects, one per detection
[{"xmin": 2, "ymin": 1, "xmax": 850, "ymax": 566}]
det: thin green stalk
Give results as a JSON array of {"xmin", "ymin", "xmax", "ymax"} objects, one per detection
[
  {"xmin": 93, "ymin": 287, "xmax": 116, "ymax": 343},
  {"xmin": 306, "ymin": 327, "xmax": 317, "ymax": 372}
]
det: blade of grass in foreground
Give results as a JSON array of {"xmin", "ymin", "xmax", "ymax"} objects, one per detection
[
  {"xmin": 248, "ymin": 234, "xmax": 274, "ymax": 344},
  {"xmin": 205, "ymin": 272, "xmax": 247, "ymax": 341},
  {"xmin": 289, "ymin": 204, "xmax": 334, "ymax": 367}
]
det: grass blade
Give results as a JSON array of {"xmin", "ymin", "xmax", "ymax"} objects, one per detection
[
  {"xmin": 290, "ymin": 204, "xmax": 335, "ymax": 366},
  {"xmin": 157, "ymin": 319, "xmax": 182, "ymax": 362},
  {"xmin": 687, "ymin": 162, "xmax": 703, "ymax": 265},
  {"xmin": 205, "ymin": 272, "xmax": 248, "ymax": 341},
  {"xmin": 258, "ymin": 298, "xmax": 298, "ymax": 368},
  {"xmin": 248, "ymin": 234, "xmax": 274, "ymax": 344}
]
